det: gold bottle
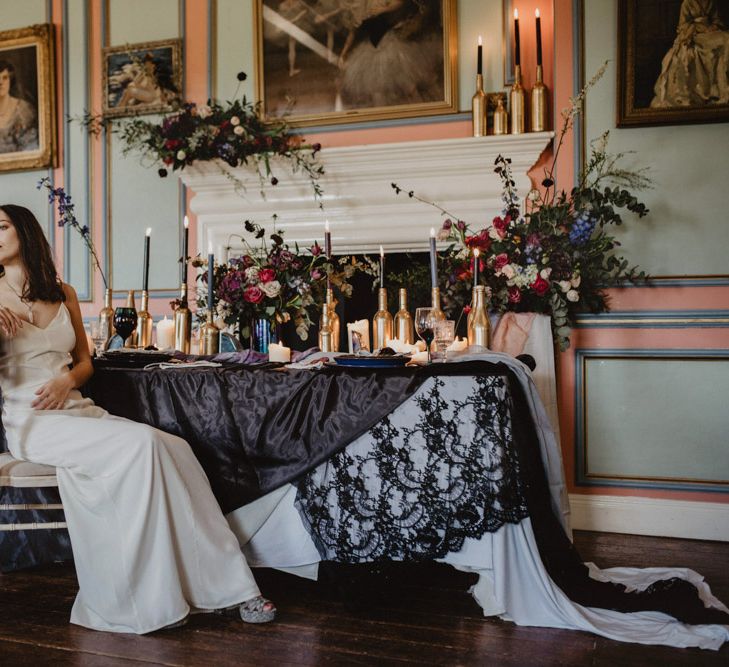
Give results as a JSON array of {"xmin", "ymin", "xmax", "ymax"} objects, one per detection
[
  {"xmin": 467, "ymin": 285, "xmax": 491, "ymax": 348},
  {"xmin": 98, "ymin": 287, "xmax": 115, "ymax": 343},
  {"xmin": 318, "ymin": 288, "xmax": 340, "ymax": 352},
  {"xmin": 372, "ymin": 287, "xmax": 393, "ymax": 350},
  {"xmin": 472, "ymin": 73, "xmax": 486, "ymax": 137},
  {"xmin": 393, "ymin": 288, "xmax": 414, "ymax": 344},
  {"xmin": 174, "ymin": 283, "xmax": 192, "ymax": 354},
  {"xmin": 493, "ymin": 95, "xmax": 508, "ymax": 136},
  {"xmin": 430, "ymin": 287, "xmax": 446, "ymax": 322},
  {"xmin": 199, "ymin": 309, "xmax": 220, "ymax": 355},
  {"xmin": 530, "ymin": 64, "xmax": 548, "ymax": 132},
  {"xmin": 510, "ymin": 64, "xmax": 526, "ymax": 134},
  {"xmin": 124, "ymin": 290, "xmax": 138, "ymax": 348},
  {"xmin": 135, "ymin": 290, "xmax": 153, "ymax": 349},
  {"xmin": 319, "ymin": 302, "xmax": 333, "ymax": 353}
]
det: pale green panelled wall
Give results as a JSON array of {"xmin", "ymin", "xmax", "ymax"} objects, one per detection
[
  {"xmin": 585, "ymin": 358, "xmax": 729, "ymax": 483},
  {"xmin": 108, "ymin": 0, "xmax": 183, "ymax": 294},
  {"xmin": 584, "ymin": 0, "xmax": 729, "ymax": 277},
  {"xmin": 0, "ymin": 0, "xmax": 54, "ymax": 248}
]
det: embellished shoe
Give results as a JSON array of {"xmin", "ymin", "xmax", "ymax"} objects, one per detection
[
  {"xmin": 239, "ymin": 596, "xmax": 276, "ymax": 624},
  {"xmin": 159, "ymin": 616, "xmax": 189, "ymax": 630}
]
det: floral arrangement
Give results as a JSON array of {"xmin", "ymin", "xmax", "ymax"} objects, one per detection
[
  {"xmin": 392, "ymin": 63, "xmax": 650, "ymax": 350},
  {"xmin": 77, "ymin": 72, "xmax": 324, "ymax": 201},
  {"xmin": 37, "ymin": 178, "xmax": 108, "ymax": 289},
  {"xmin": 193, "ymin": 219, "xmax": 359, "ymax": 342}
]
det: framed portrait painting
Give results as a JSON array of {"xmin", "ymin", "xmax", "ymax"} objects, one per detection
[
  {"xmin": 617, "ymin": 0, "xmax": 729, "ymax": 127},
  {"xmin": 0, "ymin": 24, "xmax": 56, "ymax": 173},
  {"xmin": 254, "ymin": 0, "xmax": 458, "ymax": 126},
  {"xmin": 103, "ymin": 39, "xmax": 182, "ymax": 118}
]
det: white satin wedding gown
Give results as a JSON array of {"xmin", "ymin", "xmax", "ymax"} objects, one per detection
[{"xmin": 0, "ymin": 303, "xmax": 260, "ymax": 633}]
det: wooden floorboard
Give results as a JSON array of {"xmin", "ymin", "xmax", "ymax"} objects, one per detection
[{"xmin": 0, "ymin": 531, "xmax": 727, "ymax": 666}]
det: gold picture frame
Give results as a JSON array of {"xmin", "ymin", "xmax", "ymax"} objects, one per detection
[
  {"xmin": 0, "ymin": 24, "xmax": 56, "ymax": 173},
  {"xmin": 254, "ymin": 0, "xmax": 458, "ymax": 127},
  {"xmin": 102, "ymin": 38, "xmax": 182, "ymax": 118},
  {"xmin": 617, "ymin": 0, "xmax": 729, "ymax": 128}
]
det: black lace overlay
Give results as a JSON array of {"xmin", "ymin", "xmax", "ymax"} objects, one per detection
[{"xmin": 295, "ymin": 375, "xmax": 529, "ymax": 563}]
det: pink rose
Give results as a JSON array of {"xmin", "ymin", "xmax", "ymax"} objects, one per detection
[
  {"xmin": 493, "ymin": 253, "xmax": 509, "ymax": 270},
  {"xmin": 243, "ymin": 286, "xmax": 264, "ymax": 304},
  {"xmin": 531, "ymin": 275, "xmax": 550, "ymax": 296},
  {"xmin": 508, "ymin": 286, "xmax": 522, "ymax": 303},
  {"xmin": 258, "ymin": 268, "xmax": 276, "ymax": 283}
]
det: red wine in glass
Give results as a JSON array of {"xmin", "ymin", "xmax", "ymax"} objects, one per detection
[{"xmin": 414, "ymin": 307, "xmax": 435, "ymax": 363}]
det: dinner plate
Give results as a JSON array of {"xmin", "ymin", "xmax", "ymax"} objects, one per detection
[{"xmin": 332, "ymin": 355, "xmax": 409, "ymax": 368}]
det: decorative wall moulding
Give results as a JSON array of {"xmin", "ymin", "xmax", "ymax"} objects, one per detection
[{"xmin": 180, "ymin": 132, "xmax": 553, "ymax": 258}]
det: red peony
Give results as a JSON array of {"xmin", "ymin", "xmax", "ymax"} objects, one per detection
[
  {"xmin": 494, "ymin": 253, "xmax": 509, "ymax": 270},
  {"xmin": 243, "ymin": 286, "xmax": 264, "ymax": 304},
  {"xmin": 531, "ymin": 275, "xmax": 550, "ymax": 296},
  {"xmin": 258, "ymin": 268, "xmax": 276, "ymax": 283},
  {"xmin": 508, "ymin": 286, "xmax": 522, "ymax": 303}
]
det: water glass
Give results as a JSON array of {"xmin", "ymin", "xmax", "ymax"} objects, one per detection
[
  {"xmin": 432, "ymin": 320, "xmax": 455, "ymax": 363},
  {"xmin": 88, "ymin": 319, "xmax": 107, "ymax": 357}
]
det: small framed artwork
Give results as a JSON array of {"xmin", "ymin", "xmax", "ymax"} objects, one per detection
[
  {"xmin": 617, "ymin": 0, "xmax": 729, "ymax": 127},
  {"xmin": 103, "ymin": 39, "xmax": 182, "ymax": 118},
  {"xmin": 254, "ymin": 0, "xmax": 458, "ymax": 126},
  {"xmin": 0, "ymin": 24, "xmax": 56, "ymax": 173}
]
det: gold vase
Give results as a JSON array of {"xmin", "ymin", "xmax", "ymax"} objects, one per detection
[
  {"xmin": 472, "ymin": 73, "xmax": 486, "ymax": 137},
  {"xmin": 174, "ymin": 283, "xmax": 191, "ymax": 354},
  {"xmin": 135, "ymin": 290, "xmax": 153, "ymax": 349},
  {"xmin": 510, "ymin": 64, "xmax": 525, "ymax": 134},
  {"xmin": 493, "ymin": 96, "xmax": 508, "ymax": 136},
  {"xmin": 199, "ymin": 310, "xmax": 220, "ymax": 354},
  {"xmin": 98, "ymin": 288, "xmax": 115, "ymax": 343},
  {"xmin": 318, "ymin": 288, "xmax": 340, "ymax": 352},
  {"xmin": 467, "ymin": 286, "xmax": 491, "ymax": 348},
  {"xmin": 430, "ymin": 287, "xmax": 446, "ymax": 322},
  {"xmin": 124, "ymin": 290, "xmax": 138, "ymax": 348},
  {"xmin": 530, "ymin": 64, "xmax": 548, "ymax": 132},
  {"xmin": 372, "ymin": 288, "xmax": 393, "ymax": 350},
  {"xmin": 394, "ymin": 288, "xmax": 414, "ymax": 344},
  {"xmin": 319, "ymin": 302, "xmax": 333, "ymax": 352}
]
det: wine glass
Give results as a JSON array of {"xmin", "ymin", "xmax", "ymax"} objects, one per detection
[
  {"xmin": 113, "ymin": 307, "xmax": 138, "ymax": 347},
  {"xmin": 414, "ymin": 307, "xmax": 436, "ymax": 364}
]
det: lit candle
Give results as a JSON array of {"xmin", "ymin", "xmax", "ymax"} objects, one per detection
[
  {"xmin": 268, "ymin": 342, "xmax": 291, "ymax": 363},
  {"xmin": 207, "ymin": 241, "xmax": 215, "ymax": 312},
  {"xmin": 324, "ymin": 219, "xmax": 332, "ymax": 257},
  {"xmin": 514, "ymin": 8, "xmax": 521, "ymax": 68},
  {"xmin": 535, "ymin": 8, "xmax": 542, "ymax": 67},
  {"xmin": 379, "ymin": 245, "xmax": 385, "ymax": 286},
  {"xmin": 473, "ymin": 248, "xmax": 480, "ymax": 287},
  {"xmin": 181, "ymin": 216, "xmax": 189, "ymax": 284},
  {"xmin": 143, "ymin": 227, "xmax": 151, "ymax": 292},
  {"xmin": 429, "ymin": 228, "xmax": 438, "ymax": 288},
  {"xmin": 477, "ymin": 35, "xmax": 483, "ymax": 76},
  {"xmin": 156, "ymin": 316, "xmax": 175, "ymax": 350}
]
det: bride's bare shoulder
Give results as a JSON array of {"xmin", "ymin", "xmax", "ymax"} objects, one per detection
[{"xmin": 60, "ymin": 282, "xmax": 79, "ymax": 304}]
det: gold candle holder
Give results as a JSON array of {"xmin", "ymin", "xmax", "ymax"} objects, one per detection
[
  {"xmin": 472, "ymin": 73, "xmax": 486, "ymax": 137},
  {"xmin": 135, "ymin": 290, "xmax": 153, "ymax": 349},
  {"xmin": 174, "ymin": 283, "xmax": 192, "ymax": 354},
  {"xmin": 199, "ymin": 310, "xmax": 220, "ymax": 354},
  {"xmin": 98, "ymin": 287, "xmax": 115, "ymax": 344},
  {"xmin": 372, "ymin": 287, "xmax": 393, "ymax": 350},
  {"xmin": 467, "ymin": 286, "xmax": 491, "ymax": 348},
  {"xmin": 530, "ymin": 64, "xmax": 548, "ymax": 132},
  {"xmin": 124, "ymin": 290, "xmax": 138, "ymax": 349},
  {"xmin": 319, "ymin": 302, "xmax": 333, "ymax": 353},
  {"xmin": 493, "ymin": 96, "xmax": 508, "ymax": 136},
  {"xmin": 318, "ymin": 288, "xmax": 340, "ymax": 352},
  {"xmin": 394, "ymin": 288, "xmax": 414, "ymax": 344},
  {"xmin": 510, "ymin": 64, "xmax": 525, "ymax": 135},
  {"xmin": 430, "ymin": 287, "xmax": 446, "ymax": 322}
]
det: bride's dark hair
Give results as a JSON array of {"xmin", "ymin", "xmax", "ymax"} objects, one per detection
[{"xmin": 0, "ymin": 205, "xmax": 65, "ymax": 303}]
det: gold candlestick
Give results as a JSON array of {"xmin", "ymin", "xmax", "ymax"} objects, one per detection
[
  {"xmin": 510, "ymin": 64, "xmax": 525, "ymax": 134},
  {"xmin": 199, "ymin": 309, "xmax": 220, "ymax": 354},
  {"xmin": 98, "ymin": 287, "xmax": 115, "ymax": 344},
  {"xmin": 394, "ymin": 288, "xmax": 414, "ymax": 344},
  {"xmin": 319, "ymin": 302, "xmax": 333, "ymax": 353},
  {"xmin": 318, "ymin": 288, "xmax": 340, "ymax": 352},
  {"xmin": 467, "ymin": 286, "xmax": 491, "ymax": 348},
  {"xmin": 372, "ymin": 287, "xmax": 393, "ymax": 350},
  {"xmin": 174, "ymin": 283, "xmax": 191, "ymax": 353},
  {"xmin": 124, "ymin": 290, "xmax": 138, "ymax": 348},
  {"xmin": 493, "ymin": 95, "xmax": 508, "ymax": 135},
  {"xmin": 530, "ymin": 64, "xmax": 548, "ymax": 132},
  {"xmin": 430, "ymin": 287, "xmax": 446, "ymax": 322},
  {"xmin": 472, "ymin": 73, "xmax": 486, "ymax": 137},
  {"xmin": 135, "ymin": 290, "xmax": 153, "ymax": 349}
]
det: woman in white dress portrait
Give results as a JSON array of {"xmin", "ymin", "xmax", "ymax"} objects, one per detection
[
  {"xmin": 0, "ymin": 204, "xmax": 275, "ymax": 633},
  {"xmin": 0, "ymin": 61, "xmax": 39, "ymax": 154}
]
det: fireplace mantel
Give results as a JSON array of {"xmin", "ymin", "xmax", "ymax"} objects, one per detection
[{"xmin": 180, "ymin": 132, "xmax": 553, "ymax": 258}]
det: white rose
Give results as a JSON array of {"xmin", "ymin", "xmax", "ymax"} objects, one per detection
[
  {"xmin": 176, "ymin": 150, "xmax": 186, "ymax": 160},
  {"xmin": 230, "ymin": 115, "xmax": 240, "ymax": 126},
  {"xmin": 540, "ymin": 267, "xmax": 552, "ymax": 279},
  {"xmin": 261, "ymin": 280, "xmax": 281, "ymax": 298},
  {"xmin": 571, "ymin": 274, "xmax": 581, "ymax": 288},
  {"xmin": 502, "ymin": 264, "xmax": 516, "ymax": 280},
  {"xmin": 566, "ymin": 289, "xmax": 579, "ymax": 302},
  {"xmin": 244, "ymin": 267, "xmax": 260, "ymax": 283},
  {"xmin": 234, "ymin": 125, "xmax": 244, "ymax": 136},
  {"xmin": 557, "ymin": 280, "xmax": 571, "ymax": 293},
  {"xmin": 198, "ymin": 105, "xmax": 212, "ymax": 119}
]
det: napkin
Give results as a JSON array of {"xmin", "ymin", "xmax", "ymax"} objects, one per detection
[{"xmin": 146, "ymin": 360, "xmax": 223, "ymax": 370}]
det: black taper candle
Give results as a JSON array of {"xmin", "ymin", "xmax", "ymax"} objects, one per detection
[
  {"xmin": 536, "ymin": 8, "xmax": 542, "ymax": 67},
  {"xmin": 181, "ymin": 216, "xmax": 189, "ymax": 285},
  {"xmin": 477, "ymin": 36, "xmax": 483, "ymax": 76},
  {"xmin": 143, "ymin": 228, "xmax": 151, "ymax": 292},
  {"xmin": 514, "ymin": 9, "xmax": 521, "ymax": 68}
]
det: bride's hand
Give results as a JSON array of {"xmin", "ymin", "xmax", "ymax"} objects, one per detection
[
  {"xmin": 32, "ymin": 373, "xmax": 74, "ymax": 410},
  {"xmin": 0, "ymin": 305, "xmax": 23, "ymax": 338}
]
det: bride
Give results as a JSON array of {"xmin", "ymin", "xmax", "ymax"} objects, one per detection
[{"xmin": 0, "ymin": 204, "xmax": 275, "ymax": 633}]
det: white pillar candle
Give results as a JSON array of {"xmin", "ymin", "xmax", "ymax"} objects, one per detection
[
  {"xmin": 156, "ymin": 316, "xmax": 175, "ymax": 350},
  {"xmin": 268, "ymin": 342, "xmax": 291, "ymax": 363},
  {"xmin": 447, "ymin": 337, "xmax": 469, "ymax": 352}
]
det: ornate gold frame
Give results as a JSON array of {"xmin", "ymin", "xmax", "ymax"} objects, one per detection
[
  {"xmin": 253, "ymin": 0, "xmax": 458, "ymax": 127},
  {"xmin": 0, "ymin": 24, "xmax": 56, "ymax": 173},
  {"xmin": 102, "ymin": 38, "xmax": 182, "ymax": 119}
]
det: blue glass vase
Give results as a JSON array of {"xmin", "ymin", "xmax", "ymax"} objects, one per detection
[{"xmin": 250, "ymin": 318, "xmax": 278, "ymax": 354}]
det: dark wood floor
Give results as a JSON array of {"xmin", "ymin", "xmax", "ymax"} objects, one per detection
[{"xmin": 1, "ymin": 531, "xmax": 727, "ymax": 666}]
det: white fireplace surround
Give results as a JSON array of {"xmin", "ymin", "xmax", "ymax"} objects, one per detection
[{"xmin": 181, "ymin": 132, "xmax": 553, "ymax": 259}]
